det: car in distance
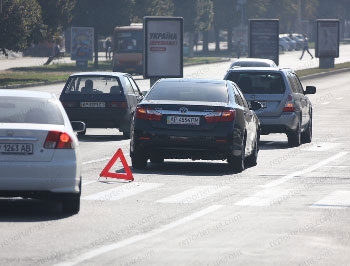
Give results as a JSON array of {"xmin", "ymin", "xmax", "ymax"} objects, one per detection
[
  {"xmin": 224, "ymin": 67, "xmax": 316, "ymax": 147},
  {"xmin": 0, "ymin": 89, "xmax": 85, "ymax": 214},
  {"xmin": 130, "ymin": 78, "xmax": 261, "ymax": 172},
  {"xmin": 59, "ymin": 72, "xmax": 143, "ymax": 138},
  {"xmin": 228, "ymin": 58, "xmax": 277, "ymax": 69}
]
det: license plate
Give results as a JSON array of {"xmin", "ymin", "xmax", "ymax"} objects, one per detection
[
  {"xmin": 167, "ymin": 116, "xmax": 200, "ymax": 125},
  {"xmin": 80, "ymin": 102, "xmax": 106, "ymax": 108},
  {"xmin": 0, "ymin": 143, "xmax": 33, "ymax": 154}
]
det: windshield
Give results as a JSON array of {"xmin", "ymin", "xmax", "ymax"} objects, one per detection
[
  {"xmin": 146, "ymin": 81, "xmax": 228, "ymax": 103},
  {"xmin": 226, "ymin": 72, "xmax": 286, "ymax": 94},
  {"xmin": 63, "ymin": 76, "xmax": 122, "ymax": 94},
  {"xmin": 0, "ymin": 97, "xmax": 63, "ymax": 124},
  {"xmin": 114, "ymin": 30, "xmax": 143, "ymax": 52}
]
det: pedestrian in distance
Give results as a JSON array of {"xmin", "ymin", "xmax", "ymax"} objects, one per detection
[
  {"xmin": 44, "ymin": 41, "xmax": 61, "ymax": 65},
  {"xmin": 299, "ymin": 34, "xmax": 313, "ymax": 60},
  {"xmin": 105, "ymin": 38, "xmax": 112, "ymax": 60}
]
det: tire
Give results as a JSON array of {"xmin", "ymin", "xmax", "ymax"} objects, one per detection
[
  {"xmin": 245, "ymin": 136, "xmax": 258, "ymax": 167},
  {"xmin": 131, "ymin": 150, "xmax": 147, "ymax": 169},
  {"xmin": 301, "ymin": 117, "xmax": 312, "ymax": 143},
  {"xmin": 228, "ymin": 137, "xmax": 245, "ymax": 173},
  {"xmin": 62, "ymin": 194, "xmax": 80, "ymax": 215},
  {"xmin": 288, "ymin": 119, "xmax": 301, "ymax": 147}
]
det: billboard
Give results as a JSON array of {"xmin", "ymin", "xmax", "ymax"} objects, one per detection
[
  {"xmin": 71, "ymin": 27, "xmax": 94, "ymax": 61},
  {"xmin": 316, "ymin": 19, "xmax": 339, "ymax": 58},
  {"xmin": 144, "ymin": 16, "xmax": 183, "ymax": 78},
  {"xmin": 249, "ymin": 19, "xmax": 279, "ymax": 65}
]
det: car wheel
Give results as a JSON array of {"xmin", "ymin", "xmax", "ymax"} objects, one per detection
[
  {"xmin": 131, "ymin": 151, "xmax": 147, "ymax": 169},
  {"xmin": 62, "ymin": 194, "xmax": 80, "ymax": 214},
  {"xmin": 245, "ymin": 136, "xmax": 258, "ymax": 167},
  {"xmin": 301, "ymin": 117, "xmax": 312, "ymax": 143},
  {"xmin": 288, "ymin": 119, "xmax": 301, "ymax": 147},
  {"xmin": 228, "ymin": 137, "xmax": 245, "ymax": 173}
]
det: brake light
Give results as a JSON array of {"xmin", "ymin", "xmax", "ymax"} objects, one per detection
[
  {"xmin": 283, "ymin": 94, "xmax": 295, "ymax": 112},
  {"xmin": 205, "ymin": 110, "xmax": 236, "ymax": 123},
  {"xmin": 135, "ymin": 107, "xmax": 162, "ymax": 121},
  {"xmin": 44, "ymin": 131, "xmax": 74, "ymax": 149}
]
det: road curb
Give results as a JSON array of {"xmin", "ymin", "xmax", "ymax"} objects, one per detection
[{"xmin": 300, "ymin": 67, "xmax": 350, "ymax": 80}]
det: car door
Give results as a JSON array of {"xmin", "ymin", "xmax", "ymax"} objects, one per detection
[
  {"xmin": 290, "ymin": 73, "xmax": 310, "ymax": 128},
  {"xmin": 233, "ymin": 84, "xmax": 256, "ymax": 154}
]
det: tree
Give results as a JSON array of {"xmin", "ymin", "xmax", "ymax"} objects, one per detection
[
  {"xmin": 195, "ymin": 0, "xmax": 213, "ymax": 53},
  {"xmin": 37, "ymin": 0, "xmax": 77, "ymax": 38},
  {"xmin": 0, "ymin": 0, "xmax": 44, "ymax": 55}
]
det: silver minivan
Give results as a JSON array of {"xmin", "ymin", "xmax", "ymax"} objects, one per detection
[{"xmin": 224, "ymin": 67, "xmax": 316, "ymax": 147}]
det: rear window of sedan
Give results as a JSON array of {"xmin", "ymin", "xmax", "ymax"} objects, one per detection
[
  {"xmin": 226, "ymin": 72, "xmax": 286, "ymax": 94},
  {"xmin": 146, "ymin": 81, "xmax": 228, "ymax": 103},
  {"xmin": 63, "ymin": 76, "xmax": 122, "ymax": 94},
  {"xmin": 0, "ymin": 97, "xmax": 64, "ymax": 124}
]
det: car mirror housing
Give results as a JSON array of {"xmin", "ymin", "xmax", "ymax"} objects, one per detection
[
  {"xmin": 71, "ymin": 121, "xmax": 86, "ymax": 132},
  {"xmin": 305, "ymin": 86, "xmax": 316, "ymax": 95},
  {"xmin": 250, "ymin": 100, "xmax": 263, "ymax": 111}
]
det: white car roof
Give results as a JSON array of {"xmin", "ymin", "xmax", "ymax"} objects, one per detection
[
  {"xmin": 0, "ymin": 89, "xmax": 56, "ymax": 99},
  {"xmin": 69, "ymin": 72, "xmax": 128, "ymax": 77}
]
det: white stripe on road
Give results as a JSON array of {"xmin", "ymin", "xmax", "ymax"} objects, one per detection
[
  {"xmin": 262, "ymin": 152, "xmax": 348, "ymax": 188},
  {"xmin": 82, "ymin": 180, "xmax": 97, "ymax": 186},
  {"xmin": 53, "ymin": 205, "xmax": 224, "ymax": 266},
  {"xmin": 301, "ymin": 142, "xmax": 340, "ymax": 152},
  {"xmin": 82, "ymin": 182, "xmax": 163, "ymax": 201},
  {"xmin": 311, "ymin": 190, "xmax": 350, "ymax": 209},
  {"xmin": 156, "ymin": 186, "xmax": 230, "ymax": 204},
  {"xmin": 82, "ymin": 157, "xmax": 110, "ymax": 165},
  {"xmin": 235, "ymin": 187, "xmax": 292, "ymax": 206}
]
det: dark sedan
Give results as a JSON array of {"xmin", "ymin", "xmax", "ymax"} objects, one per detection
[
  {"xmin": 59, "ymin": 72, "xmax": 143, "ymax": 137},
  {"xmin": 130, "ymin": 78, "xmax": 261, "ymax": 172}
]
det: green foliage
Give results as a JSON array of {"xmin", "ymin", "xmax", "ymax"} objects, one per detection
[
  {"xmin": 0, "ymin": 0, "xmax": 44, "ymax": 53},
  {"xmin": 196, "ymin": 0, "xmax": 213, "ymax": 32}
]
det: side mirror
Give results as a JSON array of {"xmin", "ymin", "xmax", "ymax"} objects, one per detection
[
  {"xmin": 250, "ymin": 100, "xmax": 262, "ymax": 111},
  {"xmin": 305, "ymin": 86, "xmax": 316, "ymax": 95},
  {"xmin": 71, "ymin": 121, "xmax": 86, "ymax": 132}
]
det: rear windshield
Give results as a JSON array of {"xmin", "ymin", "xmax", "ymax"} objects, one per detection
[
  {"xmin": 0, "ymin": 97, "xmax": 64, "ymax": 124},
  {"xmin": 226, "ymin": 72, "xmax": 286, "ymax": 94},
  {"xmin": 146, "ymin": 81, "xmax": 228, "ymax": 103},
  {"xmin": 63, "ymin": 76, "xmax": 122, "ymax": 95}
]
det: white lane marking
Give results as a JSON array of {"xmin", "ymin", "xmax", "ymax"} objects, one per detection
[
  {"xmin": 320, "ymin": 102, "xmax": 330, "ymax": 105},
  {"xmin": 235, "ymin": 187, "xmax": 291, "ymax": 206},
  {"xmin": 82, "ymin": 157, "xmax": 110, "ymax": 165},
  {"xmin": 82, "ymin": 180, "xmax": 97, "ymax": 186},
  {"xmin": 262, "ymin": 152, "xmax": 348, "ymax": 188},
  {"xmin": 156, "ymin": 186, "xmax": 230, "ymax": 204},
  {"xmin": 301, "ymin": 142, "xmax": 340, "ymax": 152},
  {"xmin": 53, "ymin": 205, "xmax": 224, "ymax": 266},
  {"xmin": 311, "ymin": 190, "xmax": 350, "ymax": 209},
  {"xmin": 336, "ymin": 97, "xmax": 343, "ymax": 100},
  {"xmin": 82, "ymin": 182, "xmax": 163, "ymax": 201}
]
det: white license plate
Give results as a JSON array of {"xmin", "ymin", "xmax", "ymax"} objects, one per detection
[
  {"xmin": 80, "ymin": 102, "xmax": 106, "ymax": 108},
  {"xmin": 0, "ymin": 143, "xmax": 33, "ymax": 154},
  {"xmin": 167, "ymin": 116, "xmax": 200, "ymax": 125}
]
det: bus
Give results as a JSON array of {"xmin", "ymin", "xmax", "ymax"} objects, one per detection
[{"xmin": 112, "ymin": 23, "xmax": 143, "ymax": 74}]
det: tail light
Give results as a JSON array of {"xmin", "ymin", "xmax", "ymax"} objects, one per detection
[
  {"xmin": 135, "ymin": 107, "xmax": 162, "ymax": 121},
  {"xmin": 44, "ymin": 131, "xmax": 74, "ymax": 149},
  {"xmin": 107, "ymin": 101, "xmax": 128, "ymax": 108},
  {"xmin": 205, "ymin": 110, "xmax": 236, "ymax": 123},
  {"xmin": 283, "ymin": 94, "xmax": 296, "ymax": 112}
]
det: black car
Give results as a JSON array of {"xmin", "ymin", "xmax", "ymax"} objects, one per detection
[
  {"xmin": 130, "ymin": 78, "xmax": 261, "ymax": 172},
  {"xmin": 59, "ymin": 72, "xmax": 143, "ymax": 137}
]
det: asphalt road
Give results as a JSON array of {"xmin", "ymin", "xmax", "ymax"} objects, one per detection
[{"xmin": 0, "ymin": 61, "xmax": 350, "ymax": 266}]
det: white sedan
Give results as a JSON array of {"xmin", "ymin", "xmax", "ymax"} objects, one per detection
[{"xmin": 0, "ymin": 89, "xmax": 84, "ymax": 214}]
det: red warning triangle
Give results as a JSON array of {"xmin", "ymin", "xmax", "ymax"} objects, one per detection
[{"xmin": 99, "ymin": 148, "xmax": 134, "ymax": 181}]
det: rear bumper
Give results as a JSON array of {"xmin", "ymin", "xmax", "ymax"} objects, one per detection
[
  {"xmin": 259, "ymin": 112, "xmax": 299, "ymax": 134},
  {"xmin": 0, "ymin": 160, "xmax": 81, "ymax": 197},
  {"xmin": 132, "ymin": 129, "xmax": 243, "ymax": 160}
]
